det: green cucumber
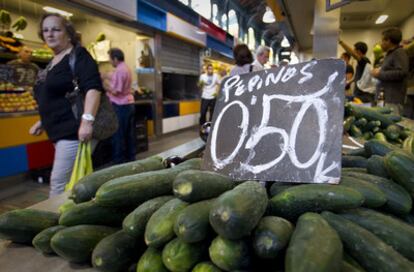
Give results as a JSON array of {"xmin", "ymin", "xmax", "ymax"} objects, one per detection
[
  {"xmin": 145, "ymin": 198, "xmax": 188, "ymax": 248},
  {"xmin": 286, "ymin": 213, "xmax": 342, "ymax": 272},
  {"xmin": 192, "ymin": 261, "xmax": 222, "ymax": 272},
  {"xmin": 173, "ymin": 170, "xmax": 234, "ymax": 202},
  {"xmin": 269, "ymin": 182, "xmax": 294, "ymax": 198},
  {"xmin": 252, "ymin": 216, "xmax": 293, "ymax": 259},
  {"xmin": 0, "ymin": 209, "xmax": 59, "ymax": 244},
  {"xmin": 341, "ymin": 167, "xmax": 367, "ymax": 173},
  {"xmin": 341, "ymin": 155, "xmax": 368, "ymax": 168},
  {"xmin": 341, "ymin": 171, "xmax": 412, "ymax": 215},
  {"xmin": 386, "ymin": 114, "xmax": 402, "ymax": 123},
  {"xmin": 403, "ymin": 134, "xmax": 414, "ymax": 154},
  {"xmin": 343, "ymin": 252, "xmax": 366, "ymax": 272},
  {"xmin": 96, "ymin": 158, "xmax": 201, "ymax": 207},
  {"xmin": 349, "ymin": 105, "xmax": 394, "ymax": 128},
  {"xmin": 209, "ymin": 236, "xmax": 251, "ymax": 271},
  {"xmin": 364, "ymin": 139, "xmax": 399, "ymax": 156},
  {"xmin": 362, "ymin": 132, "xmax": 373, "ymax": 140},
  {"xmin": 71, "ymin": 156, "xmax": 164, "ymax": 203},
  {"xmin": 32, "ymin": 225, "xmax": 66, "ymax": 254},
  {"xmin": 50, "ymin": 225, "xmax": 117, "ymax": 263},
  {"xmin": 321, "ymin": 211, "xmax": 414, "ymax": 272},
  {"xmin": 366, "ymin": 155, "xmax": 389, "ymax": 178},
  {"xmin": 123, "ymin": 196, "xmax": 174, "ymax": 238},
  {"xmin": 339, "ymin": 176, "xmax": 386, "ymax": 208},
  {"xmin": 137, "ymin": 247, "xmax": 168, "ymax": 272},
  {"xmin": 343, "ymin": 148, "xmax": 368, "ymax": 158},
  {"xmin": 209, "ymin": 181, "xmax": 268, "ymax": 240},
  {"xmin": 270, "ymin": 184, "xmax": 364, "ymax": 219},
  {"xmin": 364, "ymin": 120, "xmax": 381, "ymax": 132},
  {"xmin": 174, "ymin": 199, "xmax": 214, "ymax": 243},
  {"xmin": 354, "ymin": 117, "xmax": 368, "ymax": 128},
  {"xmin": 59, "ymin": 200, "xmax": 130, "ymax": 227},
  {"xmin": 374, "ymin": 132, "xmax": 388, "ymax": 142},
  {"xmin": 162, "ymin": 238, "xmax": 207, "ymax": 272},
  {"xmin": 350, "ymin": 124, "xmax": 363, "ymax": 138},
  {"xmin": 371, "ymin": 106, "xmax": 392, "ymax": 114},
  {"xmin": 344, "ymin": 116, "xmax": 356, "ymax": 132},
  {"xmin": 92, "ymin": 230, "xmax": 145, "ymax": 272},
  {"xmin": 384, "ymin": 150, "xmax": 414, "ymax": 198},
  {"xmin": 339, "ymin": 208, "xmax": 414, "ymax": 261},
  {"xmin": 384, "ymin": 124, "xmax": 402, "ymax": 141}
]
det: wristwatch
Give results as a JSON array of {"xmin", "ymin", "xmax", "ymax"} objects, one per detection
[{"xmin": 82, "ymin": 113, "xmax": 95, "ymax": 122}]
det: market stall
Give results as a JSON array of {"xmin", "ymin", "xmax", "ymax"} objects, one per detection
[
  {"xmin": 0, "ymin": 59, "xmax": 413, "ymax": 272},
  {"xmin": 0, "ymin": 0, "xmax": 155, "ymax": 178}
]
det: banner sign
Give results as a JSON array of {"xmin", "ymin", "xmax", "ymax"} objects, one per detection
[{"xmin": 202, "ymin": 59, "xmax": 345, "ymax": 184}]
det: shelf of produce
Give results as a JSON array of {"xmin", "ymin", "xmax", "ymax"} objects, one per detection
[{"xmin": 0, "ymin": 138, "xmax": 205, "ymax": 271}]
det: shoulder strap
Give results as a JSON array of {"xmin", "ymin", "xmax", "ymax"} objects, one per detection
[
  {"xmin": 249, "ymin": 64, "xmax": 253, "ymax": 72},
  {"xmin": 68, "ymin": 48, "xmax": 76, "ymax": 77}
]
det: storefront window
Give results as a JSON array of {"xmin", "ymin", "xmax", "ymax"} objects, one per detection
[
  {"xmin": 248, "ymin": 27, "xmax": 255, "ymax": 50},
  {"xmin": 192, "ymin": 0, "xmax": 211, "ymax": 19},
  {"xmin": 228, "ymin": 10, "xmax": 239, "ymax": 39}
]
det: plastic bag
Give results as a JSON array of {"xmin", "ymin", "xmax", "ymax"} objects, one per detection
[{"xmin": 65, "ymin": 142, "xmax": 93, "ymax": 191}]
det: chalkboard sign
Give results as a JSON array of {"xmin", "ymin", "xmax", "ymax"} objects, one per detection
[
  {"xmin": 0, "ymin": 64, "xmax": 14, "ymax": 83},
  {"xmin": 8, "ymin": 63, "xmax": 39, "ymax": 86},
  {"xmin": 202, "ymin": 59, "xmax": 346, "ymax": 184}
]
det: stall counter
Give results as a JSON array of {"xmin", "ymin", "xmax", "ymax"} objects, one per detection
[{"xmin": 0, "ymin": 111, "xmax": 54, "ymax": 178}]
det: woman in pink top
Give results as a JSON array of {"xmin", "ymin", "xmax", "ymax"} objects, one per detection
[{"xmin": 104, "ymin": 48, "xmax": 136, "ymax": 164}]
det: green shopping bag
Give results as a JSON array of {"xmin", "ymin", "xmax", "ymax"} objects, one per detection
[{"xmin": 65, "ymin": 142, "xmax": 93, "ymax": 191}]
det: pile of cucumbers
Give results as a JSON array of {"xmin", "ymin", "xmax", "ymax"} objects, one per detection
[
  {"xmin": 1, "ymin": 151, "xmax": 414, "ymax": 272},
  {"xmin": 344, "ymin": 103, "xmax": 412, "ymax": 145}
]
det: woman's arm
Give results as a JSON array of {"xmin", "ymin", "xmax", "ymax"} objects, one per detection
[{"xmin": 78, "ymin": 89, "xmax": 101, "ymax": 142}]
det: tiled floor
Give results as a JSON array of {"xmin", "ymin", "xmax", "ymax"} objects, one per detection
[{"xmin": 0, "ymin": 126, "xmax": 200, "ymax": 214}]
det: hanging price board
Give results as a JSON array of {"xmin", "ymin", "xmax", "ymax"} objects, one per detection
[{"xmin": 202, "ymin": 59, "xmax": 346, "ymax": 184}]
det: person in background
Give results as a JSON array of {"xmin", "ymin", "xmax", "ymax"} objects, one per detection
[
  {"xmin": 8, "ymin": 46, "xmax": 40, "ymax": 86},
  {"xmin": 103, "ymin": 48, "xmax": 136, "ymax": 164},
  {"xmin": 198, "ymin": 63, "xmax": 219, "ymax": 126},
  {"xmin": 339, "ymin": 40, "xmax": 373, "ymax": 103},
  {"xmin": 371, "ymin": 27, "xmax": 409, "ymax": 115},
  {"xmin": 252, "ymin": 45, "xmax": 270, "ymax": 71},
  {"xmin": 230, "ymin": 44, "xmax": 254, "ymax": 76},
  {"xmin": 340, "ymin": 52, "xmax": 354, "ymax": 96},
  {"xmin": 30, "ymin": 13, "xmax": 102, "ymax": 197}
]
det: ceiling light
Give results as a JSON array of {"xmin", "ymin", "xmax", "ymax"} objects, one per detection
[
  {"xmin": 375, "ymin": 15, "xmax": 388, "ymax": 24},
  {"xmin": 43, "ymin": 6, "xmax": 73, "ymax": 17},
  {"xmin": 262, "ymin": 7, "xmax": 276, "ymax": 24}
]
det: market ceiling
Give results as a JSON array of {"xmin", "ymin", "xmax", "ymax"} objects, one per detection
[{"xmin": 283, "ymin": 0, "xmax": 414, "ymax": 50}]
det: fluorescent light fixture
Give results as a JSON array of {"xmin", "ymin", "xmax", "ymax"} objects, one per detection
[
  {"xmin": 43, "ymin": 6, "xmax": 73, "ymax": 17},
  {"xmin": 281, "ymin": 36, "xmax": 290, "ymax": 47},
  {"xmin": 262, "ymin": 7, "xmax": 276, "ymax": 23},
  {"xmin": 375, "ymin": 15, "xmax": 388, "ymax": 24}
]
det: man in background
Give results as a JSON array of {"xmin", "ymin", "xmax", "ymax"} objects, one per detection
[
  {"xmin": 252, "ymin": 45, "xmax": 271, "ymax": 71},
  {"xmin": 371, "ymin": 27, "xmax": 409, "ymax": 115},
  {"xmin": 199, "ymin": 63, "xmax": 219, "ymax": 126},
  {"xmin": 340, "ymin": 52, "xmax": 354, "ymax": 96},
  {"xmin": 103, "ymin": 48, "xmax": 136, "ymax": 164},
  {"xmin": 339, "ymin": 40, "xmax": 373, "ymax": 103}
]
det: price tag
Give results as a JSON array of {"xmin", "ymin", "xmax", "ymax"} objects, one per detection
[{"xmin": 202, "ymin": 59, "xmax": 346, "ymax": 184}]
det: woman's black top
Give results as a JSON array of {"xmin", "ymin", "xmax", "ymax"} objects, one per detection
[{"xmin": 34, "ymin": 47, "xmax": 103, "ymax": 142}]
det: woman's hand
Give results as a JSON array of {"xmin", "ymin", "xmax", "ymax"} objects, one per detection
[
  {"xmin": 29, "ymin": 121, "xmax": 43, "ymax": 136},
  {"xmin": 78, "ymin": 120, "xmax": 93, "ymax": 142}
]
